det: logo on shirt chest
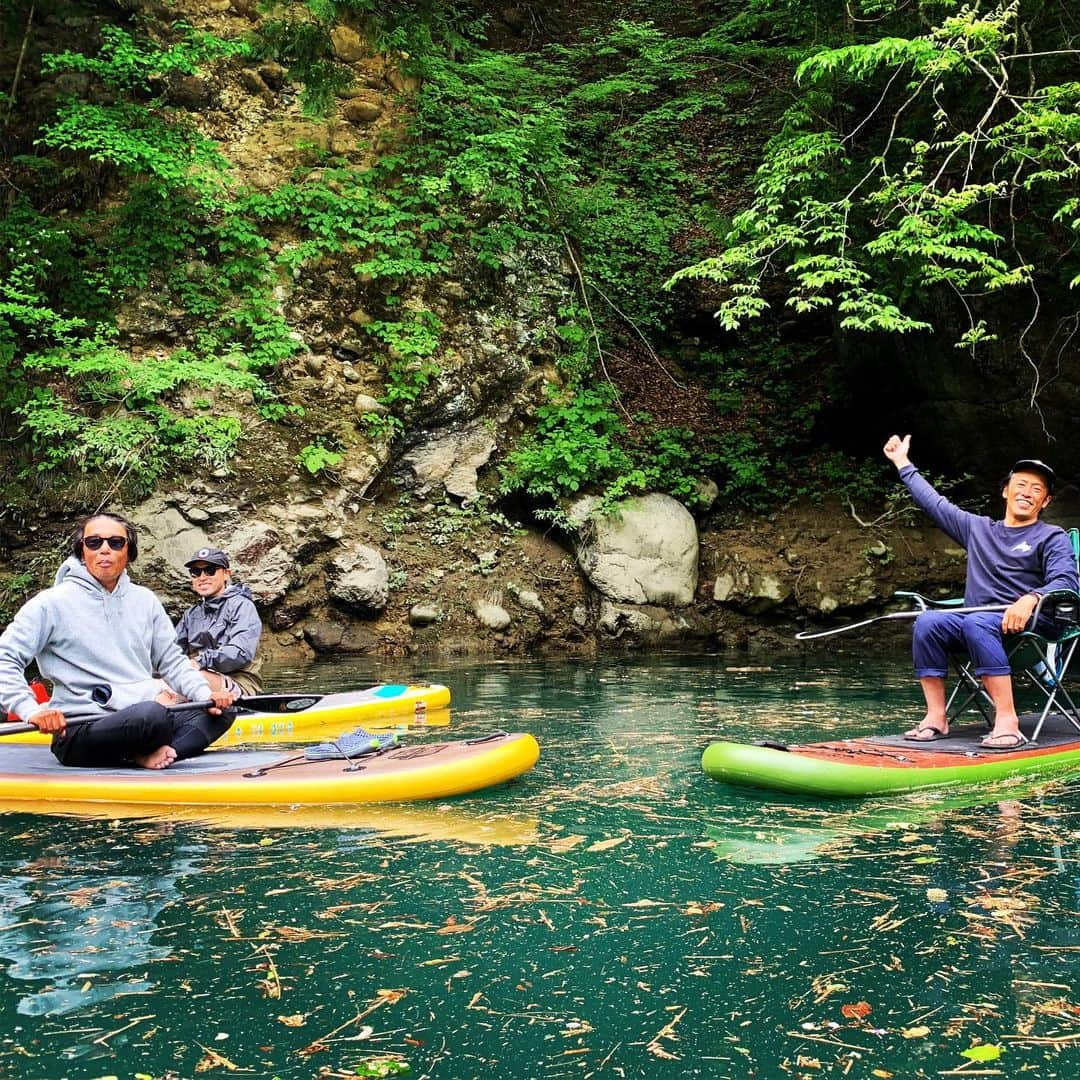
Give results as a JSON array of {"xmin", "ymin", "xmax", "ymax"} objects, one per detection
[{"xmin": 1010, "ymin": 541, "xmax": 1034, "ymax": 553}]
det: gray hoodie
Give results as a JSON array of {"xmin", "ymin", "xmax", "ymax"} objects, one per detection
[{"xmin": 0, "ymin": 558, "xmax": 212, "ymax": 720}]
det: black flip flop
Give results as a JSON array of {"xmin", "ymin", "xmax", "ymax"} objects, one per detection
[
  {"xmin": 978, "ymin": 733, "xmax": 1031, "ymax": 753},
  {"xmin": 903, "ymin": 726, "xmax": 949, "ymax": 742}
]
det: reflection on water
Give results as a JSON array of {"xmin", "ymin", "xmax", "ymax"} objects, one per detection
[
  {"xmin": 1, "ymin": 653, "xmax": 1079, "ymax": 1078},
  {"xmin": 0, "ymin": 840, "xmax": 200, "ymax": 1018}
]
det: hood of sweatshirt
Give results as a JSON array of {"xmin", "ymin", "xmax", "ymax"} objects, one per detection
[{"xmin": 53, "ymin": 555, "xmax": 131, "ymax": 596}]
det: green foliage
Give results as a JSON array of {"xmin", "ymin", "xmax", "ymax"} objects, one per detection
[
  {"xmin": 500, "ymin": 384, "xmax": 633, "ymax": 502},
  {"xmin": 250, "ymin": 19, "xmax": 352, "ymax": 116},
  {"xmin": 1, "ymin": 21, "xmax": 287, "ymax": 490},
  {"xmin": 670, "ymin": 1, "xmax": 1080, "ymax": 354},
  {"xmin": 39, "ymin": 102, "xmax": 229, "ymax": 195},
  {"xmin": 297, "ymin": 441, "xmax": 345, "ymax": 476},
  {"xmin": 42, "ymin": 24, "xmax": 249, "ymax": 91}
]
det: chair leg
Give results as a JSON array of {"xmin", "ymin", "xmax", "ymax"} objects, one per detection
[
  {"xmin": 947, "ymin": 659, "xmax": 994, "ymax": 726},
  {"xmin": 1013, "ymin": 637, "xmax": 1080, "ymax": 743}
]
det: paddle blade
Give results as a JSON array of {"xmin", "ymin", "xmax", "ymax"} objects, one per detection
[{"xmin": 166, "ymin": 693, "xmax": 326, "ymax": 715}]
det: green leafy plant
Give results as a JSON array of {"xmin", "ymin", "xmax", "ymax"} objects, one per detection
[
  {"xmin": 298, "ymin": 441, "xmax": 345, "ymax": 476},
  {"xmin": 668, "ymin": 1, "xmax": 1080, "ymax": 365}
]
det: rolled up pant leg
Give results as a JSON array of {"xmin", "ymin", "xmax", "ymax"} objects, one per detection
[
  {"xmin": 51, "ymin": 702, "xmax": 173, "ymax": 767},
  {"xmin": 913, "ymin": 610, "xmax": 1010, "ymax": 678}
]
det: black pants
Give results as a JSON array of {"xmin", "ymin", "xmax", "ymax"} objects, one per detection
[{"xmin": 51, "ymin": 702, "xmax": 234, "ymax": 768}]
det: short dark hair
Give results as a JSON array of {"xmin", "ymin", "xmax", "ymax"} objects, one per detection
[{"xmin": 71, "ymin": 512, "xmax": 139, "ymax": 562}]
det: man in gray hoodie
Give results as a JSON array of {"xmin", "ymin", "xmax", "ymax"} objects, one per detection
[{"xmin": 0, "ymin": 512, "xmax": 237, "ymax": 769}]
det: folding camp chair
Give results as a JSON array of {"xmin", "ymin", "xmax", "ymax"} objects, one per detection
[{"xmin": 896, "ymin": 527, "xmax": 1080, "ymax": 744}]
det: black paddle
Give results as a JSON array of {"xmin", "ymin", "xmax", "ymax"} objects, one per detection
[
  {"xmin": 0, "ymin": 692, "xmax": 328, "ymax": 737},
  {"xmin": 164, "ymin": 692, "xmax": 326, "ymax": 715},
  {"xmin": 795, "ymin": 604, "xmax": 1009, "ymax": 641}
]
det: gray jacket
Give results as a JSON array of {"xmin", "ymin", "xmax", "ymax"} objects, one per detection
[
  {"xmin": 0, "ymin": 558, "xmax": 212, "ymax": 719},
  {"xmin": 174, "ymin": 583, "xmax": 262, "ymax": 674}
]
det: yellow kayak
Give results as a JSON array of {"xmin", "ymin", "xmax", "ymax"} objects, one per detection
[
  {"xmin": 1, "ymin": 683, "xmax": 451, "ymax": 746},
  {"xmin": 0, "ymin": 731, "xmax": 539, "ymax": 806}
]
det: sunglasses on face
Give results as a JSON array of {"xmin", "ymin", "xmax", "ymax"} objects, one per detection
[
  {"xmin": 82, "ymin": 535, "xmax": 128, "ymax": 551},
  {"xmin": 189, "ymin": 565, "xmax": 221, "ymax": 577}
]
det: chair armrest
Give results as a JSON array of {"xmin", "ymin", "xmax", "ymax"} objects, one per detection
[
  {"xmin": 1034, "ymin": 589, "xmax": 1080, "ymax": 635},
  {"xmin": 894, "ymin": 590, "xmax": 966, "ymax": 612}
]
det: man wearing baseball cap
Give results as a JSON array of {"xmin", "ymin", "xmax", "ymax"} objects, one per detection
[
  {"xmin": 883, "ymin": 435, "xmax": 1077, "ymax": 750},
  {"xmin": 174, "ymin": 546, "xmax": 263, "ymax": 697}
]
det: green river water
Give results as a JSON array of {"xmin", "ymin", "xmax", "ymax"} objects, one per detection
[{"xmin": 1, "ymin": 654, "xmax": 1078, "ymax": 1080}]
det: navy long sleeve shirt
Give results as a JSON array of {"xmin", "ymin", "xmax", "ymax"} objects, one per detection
[{"xmin": 900, "ymin": 465, "xmax": 1077, "ymax": 605}]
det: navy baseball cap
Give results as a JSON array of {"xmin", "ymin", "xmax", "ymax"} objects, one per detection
[
  {"xmin": 184, "ymin": 546, "xmax": 230, "ymax": 569},
  {"xmin": 1009, "ymin": 459, "xmax": 1056, "ymax": 493}
]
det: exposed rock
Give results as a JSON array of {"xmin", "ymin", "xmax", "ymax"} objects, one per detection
[
  {"xmin": 385, "ymin": 66, "xmax": 420, "ymax": 95},
  {"xmin": 169, "ymin": 74, "xmax": 213, "ymax": 109},
  {"xmin": 239, "ymin": 69, "xmax": 273, "ymax": 104},
  {"xmin": 256, "ymin": 61, "xmax": 287, "ymax": 90},
  {"xmin": 327, "ymin": 544, "xmax": 389, "ymax": 614},
  {"xmin": 228, "ymin": 523, "xmax": 293, "ymax": 606},
  {"xmin": 572, "ymin": 493, "xmax": 699, "ymax": 606},
  {"xmin": 331, "ymin": 26, "xmax": 369, "ymax": 63},
  {"xmin": 354, "ymin": 393, "xmax": 389, "ymax": 417},
  {"xmin": 693, "ymin": 478, "xmax": 720, "ymax": 511},
  {"xmin": 303, "ymin": 618, "xmax": 378, "ymax": 653},
  {"xmin": 342, "ymin": 95, "xmax": 384, "ymax": 124},
  {"xmin": 116, "ymin": 298, "xmax": 176, "ymax": 340},
  {"xmin": 409, "ymin": 604, "xmax": 440, "ymax": 626},
  {"xmin": 511, "ymin": 588, "xmax": 544, "ymax": 615},
  {"xmin": 597, "ymin": 601, "xmax": 713, "ymax": 646},
  {"xmin": 712, "ymin": 562, "xmax": 792, "ymax": 613},
  {"xmin": 126, "ymin": 498, "xmax": 210, "ymax": 607},
  {"xmin": 474, "ymin": 599, "xmax": 511, "ymax": 631},
  {"xmin": 398, "ymin": 422, "xmax": 497, "ymax": 503}
]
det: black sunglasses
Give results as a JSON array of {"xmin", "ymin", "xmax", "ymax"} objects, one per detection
[
  {"xmin": 189, "ymin": 564, "xmax": 222, "ymax": 577},
  {"xmin": 83, "ymin": 535, "xmax": 128, "ymax": 551}
]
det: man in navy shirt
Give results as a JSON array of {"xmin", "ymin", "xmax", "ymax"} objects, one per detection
[{"xmin": 883, "ymin": 434, "xmax": 1077, "ymax": 749}]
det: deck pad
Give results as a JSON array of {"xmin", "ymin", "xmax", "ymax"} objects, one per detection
[{"xmin": 864, "ymin": 711, "xmax": 1080, "ymax": 754}]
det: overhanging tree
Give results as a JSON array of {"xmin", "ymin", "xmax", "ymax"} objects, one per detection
[{"xmin": 670, "ymin": 0, "xmax": 1080, "ymax": 390}]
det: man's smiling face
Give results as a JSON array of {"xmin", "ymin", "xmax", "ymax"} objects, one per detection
[{"xmin": 1002, "ymin": 471, "xmax": 1052, "ymax": 525}]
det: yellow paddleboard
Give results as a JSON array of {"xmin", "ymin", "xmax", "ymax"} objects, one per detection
[
  {"xmin": 1, "ymin": 683, "xmax": 451, "ymax": 746},
  {"xmin": 0, "ymin": 732, "xmax": 539, "ymax": 806}
]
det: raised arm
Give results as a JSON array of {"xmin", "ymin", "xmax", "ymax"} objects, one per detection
[{"xmin": 883, "ymin": 433, "xmax": 912, "ymax": 470}]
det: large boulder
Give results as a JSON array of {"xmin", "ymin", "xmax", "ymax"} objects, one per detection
[
  {"xmin": 327, "ymin": 544, "xmax": 389, "ymax": 615},
  {"xmin": 571, "ymin": 494, "xmax": 699, "ymax": 606}
]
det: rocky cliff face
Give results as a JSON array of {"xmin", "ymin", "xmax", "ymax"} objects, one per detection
[{"xmin": 3, "ymin": 0, "xmax": 1056, "ymax": 662}]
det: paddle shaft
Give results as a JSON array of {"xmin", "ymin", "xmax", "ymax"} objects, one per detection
[
  {"xmin": 795, "ymin": 604, "xmax": 1009, "ymax": 641},
  {"xmin": 164, "ymin": 692, "xmax": 326, "ymax": 715},
  {"xmin": 0, "ymin": 692, "xmax": 330, "ymax": 737}
]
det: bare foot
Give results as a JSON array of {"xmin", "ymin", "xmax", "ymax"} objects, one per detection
[
  {"xmin": 135, "ymin": 745, "xmax": 177, "ymax": 769},
  {"xmin": 903, "ymin": 716, "xmax": 949, "ymax": 741}
]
